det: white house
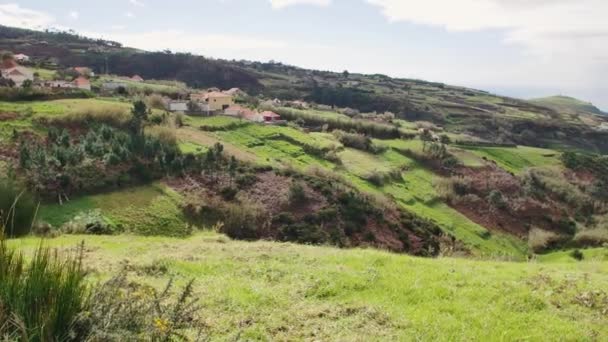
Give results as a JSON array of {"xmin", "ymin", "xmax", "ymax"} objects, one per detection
[
  {"xmin": 168, "ymin": 101, "xmax": 189, "ymax": 112},
  {"xmin": 44, "ymin": 80, "xmax": 76, "ymax": 88},
  {"xmin": 14, "ymin": 54, "xmax": 30, "ymax": 63},
  {"xmin": 1, "ymin": 66, "xmax": 34, "ymax": 87}
]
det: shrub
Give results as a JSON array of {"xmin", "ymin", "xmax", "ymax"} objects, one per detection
[
  {"xmin": 0, "ymin": 180, "xmax": 37, "ymax": 237},
  {"xmin": 528, "ymin": 228, "xmax": 565, "ymax": 253},
  {"xmin": 60, "ymin": 210, "xmax": 116, "ymax": 235},
  {"xmin": 487, "ymin": 190, "xmax": 508, "ymax": 210},
  {"xmin": 144, "ymin": 126, "xmax": 177, "ymax": 145},
  {"xmin": 219, "ymin": 186, "xmax": 238, "ymax": 201},
  {"xmin": 289, "ymin": 182, "xmax": 307, "ymax": 205},
  {"xmin": 174, "ymin": 112, "xmax": 185, "ymax": 127},
  {"xmin": 145, "ymin": 94, "xmax": 166, "ymax": 110},
  {"xmin": 570, "ymin": 249, "xmax": 584, "ymax": 261},
  {"xmin": 573, "ymin": 229, "xmax": 608, "ymax": 247},
  {"xmin": 75, "ymin": 274, "xmax": 204, "ymax": 340},
  {"xmin": 220, "ymin": 200, "xmax": 268, "ymax": 240},
  {"xmin": 280, "ymin": 223, "xmax": 328, "ymax": 244},
  {"xmin": 0, "ymin": 238, "xmax": 88, "ymax": 341}
]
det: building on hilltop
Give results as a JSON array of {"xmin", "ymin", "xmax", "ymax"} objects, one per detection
[
  {"xmin": 190, "ymin": 91, "xmax": 234, "ymax": 112},
  {"xmin": 261, "ymin": 111, "xmax": 284, "ymax": 124},
  {"xmin": 1, "ymin": 66, "xmax": 34, "ymax": 87},
  {"xmin": 72, "ymin": 76, "xmax": 91, "ymax": 90},
  {"xmin": 14, "ymin": 54, "xmax": 30, "ymax": 63}
]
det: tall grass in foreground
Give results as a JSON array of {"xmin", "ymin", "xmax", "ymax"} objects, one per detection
[{"xmin": 0, "ymin": 232, "xmax": 88, "ymax": 341}]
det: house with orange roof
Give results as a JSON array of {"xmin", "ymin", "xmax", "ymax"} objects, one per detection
[
  {"xmin": 72, "ymin": 76, "xmax": 91, "ymax": 90},
  {"xmin": 261, "ymin": 111, "xmax": 283, "ymax": 124}
]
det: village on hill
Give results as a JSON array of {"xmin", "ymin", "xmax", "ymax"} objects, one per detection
[{"xmin": 0, "ymin": 51, "xmax": 287, "ymax": 125}]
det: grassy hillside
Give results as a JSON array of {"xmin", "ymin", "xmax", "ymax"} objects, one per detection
[
  {"xmin": 2, "ymin": 24, "xmax": 608, "ymax": 152},
  {"xmin": 531, "ymin": 95, "xmax": 605, "ymax": 117},
  {"xmin": 9, "ymin": 233, "xmax": 608, "ymax": 341}
]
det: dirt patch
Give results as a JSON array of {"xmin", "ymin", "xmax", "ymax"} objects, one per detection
[
  {"xmin": 0, "ymin": 112, "xmax": 19, "ymax": 121},
  {"xmin": 448, "ymin": 164, "xmax": 563, "ymax": 237}
]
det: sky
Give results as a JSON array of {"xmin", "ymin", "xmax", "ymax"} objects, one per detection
[{"xmin": 2, "ymin": 0, "xmax": 607, "ymax": 109}]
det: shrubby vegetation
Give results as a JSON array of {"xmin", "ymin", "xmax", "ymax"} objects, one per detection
[
  {"xmin": 272, "ymin": 107, "xmax": 401, "ymax": 139},
  {"xmin": 18, "ymin": 101, "xmax": 189, "ymax": 199},
  {"xmin": 0, "ymin": 236, "xmax": 87, "ymax": 340},
  {"xmin": 0, "ymin": 87, "xmax": 94, "ymax": 102},
  {"xmin": 0, "ymin": 180, "xmax": 37, "ymax": 237},
  {"xmin": 332, "ymin": 130, "xmax": 386, "ymax": 154}
]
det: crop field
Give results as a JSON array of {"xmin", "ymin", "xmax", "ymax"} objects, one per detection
[
  {"xmin": 94, "ymin": 76, "xmax": 188, "ymax": 94},
  {"xmin": 175, "ymin": 118, "xmax": 531, "ymax": 257},
  {"xmin": 463, "ymin": 145, "xmax": 561, "ymax": 174},
  {"xmin": 9, "ymin": 233, "xmax": 608, "ymax": 341}
]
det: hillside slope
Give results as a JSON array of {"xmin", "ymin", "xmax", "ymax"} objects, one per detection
[
  {"xmin": 2, "ymin": 25, "xmax": 607, "ymax": 152},
  {"xmin": 531, "ymin": 95, "xmax": 605, "ymax": 117}
]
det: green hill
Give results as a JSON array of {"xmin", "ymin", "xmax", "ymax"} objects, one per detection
[
  {"xmin": 1, "ymin": 24, "xmax": 608, "ymax": 152},
  {"xmin": 530, "ymin": 95, "xmax": 605, "ymax": 116}
]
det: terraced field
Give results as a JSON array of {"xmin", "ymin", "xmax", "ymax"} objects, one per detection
[{"xmin": 177, "ymin": 116, "xmax": 529, "ymax": 258}]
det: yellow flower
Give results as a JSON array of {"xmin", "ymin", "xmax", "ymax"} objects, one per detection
[{"xmin": 154, "ymin": 317, "xmax": 170, "ymax": 332}]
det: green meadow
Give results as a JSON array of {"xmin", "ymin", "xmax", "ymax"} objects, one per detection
[{"xmin": 9, "ymin": 233, "xmax": 608, "ymax": 341}]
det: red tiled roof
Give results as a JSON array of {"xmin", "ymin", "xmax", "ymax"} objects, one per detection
[
  {"xmin": 73, "ymin": 76, "xmax": 90, "ymax": 85},
  {"xmin": 261, "ymin": 111, "xmax": 280, "ymax": 118}
]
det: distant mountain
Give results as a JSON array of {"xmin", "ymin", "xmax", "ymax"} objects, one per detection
[{"xmin": 530, "ymin": 95, "xmax": 605, "ymax": 117}]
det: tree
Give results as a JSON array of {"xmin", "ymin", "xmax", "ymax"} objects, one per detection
[
  {"xmin": 420, "ymin": 129, "xmax": 433, "ymax": 151},
  {"xmin": 439, "ymin": 134, "xmax": 452, "ymax": 145},
  {"xmin": 343, "ymin": 70, "xmax": 350, "ymax": 78},
  {"xmin": 0, "ymin": 77, "xmax": 15, "ymax": 87},
  {"xmin": 129, "ymin": 100, "xmax": 148, "ymax": 135},
  {"xmin": 228, "ymin": 156, "xmax": 237, "ymax": 186}
]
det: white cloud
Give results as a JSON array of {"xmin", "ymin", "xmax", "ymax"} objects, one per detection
[
  {"xmin": 0, "ymin": 3, "xmax": 54, "ymax": 29},
  {"xmin": 83, "ymin": 29, "xmax": 289, "ymax": 54},
  {"xmin": 68, "ymin": 10, "xmax": 79, "ymax": 20},
  {"xmin": 366, "ymin": 0, "xmax": 608, "ymax": 62},
  {"xmin": 129, "ymin": 0, "xmax": 145, "ymax": 7},
  {"xmin": 125, "ymin": 11, "xmax": 135, "ymax": 18},
  {"xmin": 269, "ymin": 0, "xmax": 331, "ymax": 9},
  {"xmin": 366, "ymin": 0, "xmax": 608, "ymax": 107}
]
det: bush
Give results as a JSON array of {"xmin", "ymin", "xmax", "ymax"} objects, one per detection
[
  {"xmin": 573, "ymin": 229, "xmax": 608, "ymax": 247},
  {"xmin": 0, "ymin": 180, "xmax": 37, "ymax": 237},
  {"xmin": 0, "ymin": 237, "xmax": 88, "ymax": 340},
  {"xmin": 61, "ymin": 210, "xmax": 116, "ymax": 235},
  {"xmin": 528, "ymin": 228, "xmax": 566, "ymax": 253},
  {"xmin": 174, "ymin": 112, "xmax": 185, "ymax": 127},
  {"xmin": 220, "ymin": 200, "xmax": 268, "ymax": 240},
  {"xmin": 75, "ymin": 274, "xmax": 204, "ymax": 340},
  {"xmin": 289, "ymin": 182, "xmax": 307, "ymax": 205},
  {"xmin": 570, "ymin": 249, "xmax": 584, "ymax": 261},
  {"xmin": 487, "ymin": 190, "xmax": 508, "ymax": 210}
]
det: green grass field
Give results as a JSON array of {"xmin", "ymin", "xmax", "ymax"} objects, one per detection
[
  {"xmin": 9, "ymin": 233, "xmax": 608, "ymax": 341},
  {"xmin": 38, "ymin": 183, "xmax": 191, "ymax": 236},
  {"xmin": 463, "ymin": 145, "xmax": 561, "ymax": 174}
]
